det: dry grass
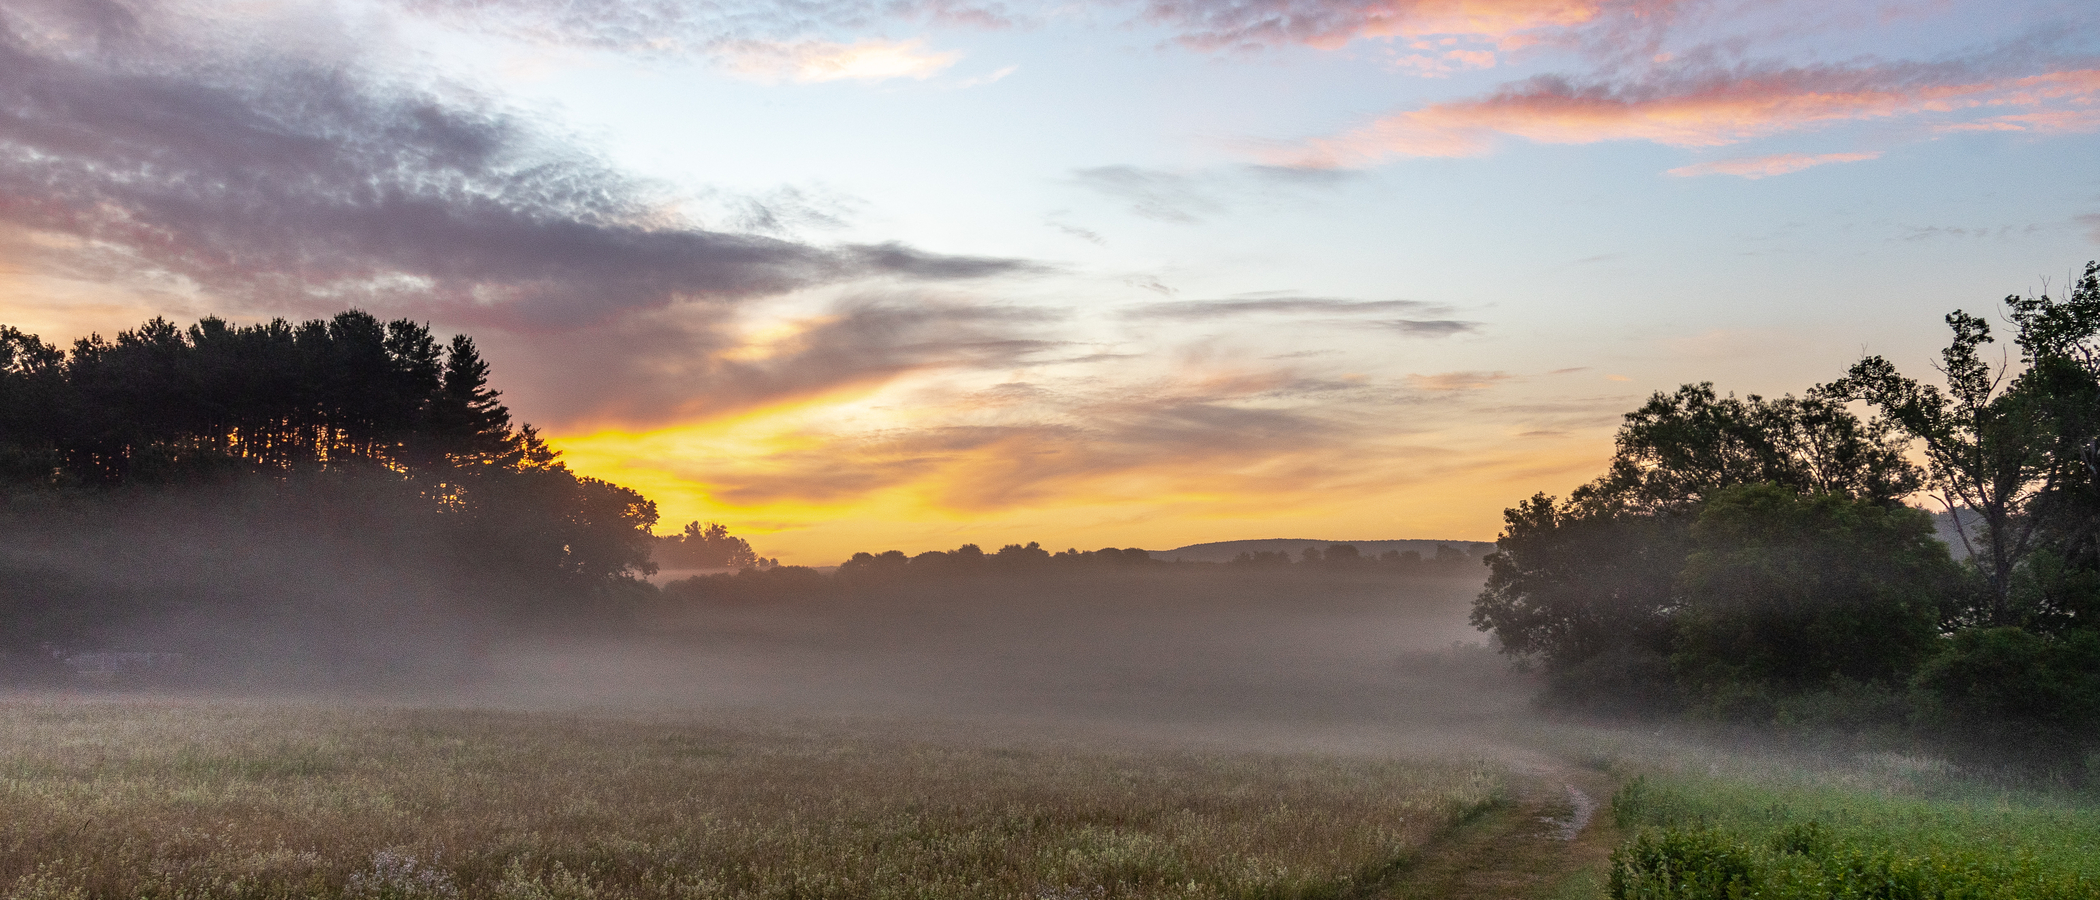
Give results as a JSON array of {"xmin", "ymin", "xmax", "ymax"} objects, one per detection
[{"xmin": 0, "ymin": 698, "xmax": 1503, "ymax": 900}]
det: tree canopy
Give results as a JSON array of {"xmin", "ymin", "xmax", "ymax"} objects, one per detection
[{"xmin": 1472, "ymin": 262, "xmax": 2100, "ymax": 760}]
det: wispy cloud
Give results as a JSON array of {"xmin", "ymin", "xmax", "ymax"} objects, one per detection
[
  {"xmin": 1387, "ymin": 319, "xmax": 1482, "ymax": 337},
  {"xmin": 2080, "ymin": 213, "xmax": 2100, "ymax": 245},
  {"xmin": 1666, "ymin": 150, "xmax": 1882, "ymax": 179},
  {"xmin": 1138, "ymin": 0, "xmax": 1689, "ymax": 53},
  {"xmin": 1287, "ymin": 59, "xmax": 2100, "ymax": 166},
  {"xmin": 716, "ymin": 38, "xmax": 962, "ymax": 83},
  {"xmin": 1069, "ymin": 166, "xmax": 1226, "ymax": 223},
  {"xmin": 673, "ymin": 372, "xmax": 1379, "ymax": 512},
  {"xmin": 1125, "ymin": 297, "xmax": 1445, "ymax": 319},
  {"xmin": 956, "ymin": 64, "xmax": 1019, "ymax": 87},
  {"xmin": 389, "ymin": 0, "xmax": 1021, "ymax": 56},
  {"xmin": 1408, "ymin": 371, "xmax": 1513, "ymax": 391}
]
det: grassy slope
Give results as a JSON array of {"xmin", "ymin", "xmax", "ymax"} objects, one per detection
[{"xmin": 0, "ymin": 699, "xmax": 1506, "ymax": 900}]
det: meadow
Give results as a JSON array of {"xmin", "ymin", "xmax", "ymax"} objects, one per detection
[
  {"xmin": 1593, "ymin": 739, "xmax": 2100, "ymax": 899},
  {"xmin": 0, "ymin": 699, "xmax": 1508, "ymax": 900}
]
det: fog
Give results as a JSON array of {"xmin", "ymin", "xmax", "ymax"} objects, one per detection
[
  {"xmin": 0, "ymin": 491, "xmax": 1536, "ymax": 754},
  {"xmin": 465, "ymin": 569, "xmax": 1536, "ymax": 756}
]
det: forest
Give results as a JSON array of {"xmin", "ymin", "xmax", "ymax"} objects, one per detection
[
  {"xmin": 1472, "ymin": 261, "xmax": 2100, "ymax": 763},
  {"xmin": 0, "ymin": 311, "xmax": 661, "ymax": 682}
]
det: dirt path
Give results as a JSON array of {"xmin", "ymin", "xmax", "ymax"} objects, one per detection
[{"xmin": 1370, "ymin": 754, "xmax": 1624, "ymax": 900}]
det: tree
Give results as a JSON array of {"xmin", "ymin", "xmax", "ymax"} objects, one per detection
[
  {"xmin": 1472, "ymin": 383, "xmax": 1924, "ymax": 681},
  {"xmin": 1830, "ymin": 262, "xmax": 2100, "ymax": 627},
  {"xmin": 0, "ymin": 310, "xmax": 666, "ymax": 642},
  {"xmin": 1586, "ymin": 383, "xmax": 1920, "ymax": 511},
  {"xmin": 1472, "ymin": 492, "xmax": 1687, "ymax": 672},
  {"xmin": 1671, "ymin": 484, "xmax": 1954, "ymax": 703},
  {"xmin": 656, "ymin": 521, "xmax": 769, "ymax": 570}
]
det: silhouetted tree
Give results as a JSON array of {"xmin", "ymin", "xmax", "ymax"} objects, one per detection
[
  {"xmin": 656, "ymin": 522, "xmax": 772, "ymax": 570},
  {"xmin": 1830, "ymin": 264, "xmax": 2100, "ymax": 626}
]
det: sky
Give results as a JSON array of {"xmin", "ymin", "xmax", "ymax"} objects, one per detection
[{"xmin": 0, "ymin": 0, "xmax": 2095, "ymax": 564}]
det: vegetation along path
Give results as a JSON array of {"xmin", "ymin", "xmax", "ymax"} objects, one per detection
[{"xmin": 1377, "ymin": 752, "xmax": 1623, "ymax": 900}]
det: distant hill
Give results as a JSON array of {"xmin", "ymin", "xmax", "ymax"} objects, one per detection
[
  {"xmin": 1931, "ymin": 509, "xmax": 1977, "ymax": 560},
  {"xmin": 1149, "ymin": 538, "xmax": 1496, "ymax": 564}
]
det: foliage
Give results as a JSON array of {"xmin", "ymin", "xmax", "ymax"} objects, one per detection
[
  {"xmin": 1672, "ymin": 485, "xmax": 1955, "ymax": 704},
  {"xmin": 0, "ymin": 311, "xmax": 660, "ymax": 653},
  {"xmin": 1607, "ymin": 772, "xmax": 2100, "ymax": 900},
  {"xmin": 1475, "ymin": 261, "xmax": 2100, "ymax": 749},
  {"xmin": 1830, "ymin": 261, "xmax": 2100, "ymax": 626},
  {"xmin": 1472, "ymin": 493, "xmax": 1688, "ymax": 673},
  {"xmin": 1910, "ymin": 627, "xmax": 2100, "ymax": 759},
  {"xmin": 1229, "ymin": 542, "xmax": 1476, "ymax": 572},
  {"xmin": 1590, "ymin": 383, "xmax": 1921, "ymax": 512},
  {"xmin": 653, "ymin": 521, "xmax": 775, "ymax": 570},
  {"xmin": 660, "ymin": 539, "xmax": 1482, "ymax": 604},
  {"xmin": 1472, "ymin": 383, "xmax": 1927, "ymax": 696}
]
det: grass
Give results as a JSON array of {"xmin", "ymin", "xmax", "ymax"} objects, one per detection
[
  {"xmin": 1603, "ymin": 752, "xmax": 2100, "ymax": 899},
  {"xmin": 0, "ymin": 698, "xmax": 1505, "ymax": 900}
]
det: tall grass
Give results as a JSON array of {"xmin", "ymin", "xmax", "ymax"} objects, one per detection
[
  {"xmin": 0, "ymin": 699, "xmax": 1502, "ymax": 900},
  {"xmin": 1607, "ymin": 766, "xmax": 2100, "ymax": 899}
]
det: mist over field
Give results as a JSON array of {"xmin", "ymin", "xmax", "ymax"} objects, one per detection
[
  {"xmin": 3, "ymin": 495, "xmax": 1527, "ymax": 754},
  {"xmin": 487, "ymin": 568, "xmax": 1522, "ymax": 746}
]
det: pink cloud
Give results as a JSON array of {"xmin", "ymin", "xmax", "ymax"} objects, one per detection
[
  {"xmin": 1666, "ymin": 151, "xmax": 1881, "ymax": 179},
  {"xmin": 1286, "ymin": 65, "xmax": 2100, "ymax": 166},
  {"xmin": 1143, "ymin": 0, "xmax": 1687, "ymax": 52}
]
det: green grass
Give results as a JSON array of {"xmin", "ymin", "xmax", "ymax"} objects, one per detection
[
  {"xmin": 0, "ymin": 699, "xmax": 1504, "ymax": 900},
  {"xmin": 1606, "ymin": 767, "xmax": 2100, "ymax": 899}
]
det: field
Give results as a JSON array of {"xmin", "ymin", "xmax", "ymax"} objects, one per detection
[
  {"xmin": 11, "ymin": 568, "xmax": 2100, "ymax": 900},
  {"xmin": 0, "ymin": 699, "xmax": 1525, "ymax": 900},
  {"xmin": 1598, "ymin": 742, "xmax": 2100, "ymax": 900}
]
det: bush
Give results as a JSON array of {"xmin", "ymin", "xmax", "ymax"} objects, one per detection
[
  {"xmin": 1609, "ymin": 828, "xmax": 1757, "ymax": 900},
  {"xmin": 1910, "ymin": 627, "xmax": 2100, "ymax": 762}
]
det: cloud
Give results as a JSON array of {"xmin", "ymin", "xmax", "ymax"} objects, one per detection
[
  {"xmin": 715, "ymin": 38, "xmax": 962, "ymax": 83},
  {"xmin": 502, "ymin": 296, "xmax": 1066, "ymax": 429},
  {"xmin": 1287, "ymin": 59, "xmax": 2100, "ymax": 166},
  {"xmin": 1666, "ymin": 151, "xmax": 1881, "ymax": 178},
  {"xmin": 1895, "ymin": 223, "xmax": 2044, "ymax": 242},
  {"xmin": 1407, "ymin": 371, "xmax": 1512, "ymax": 391},
  {"xmin": 1069, "ymin": 166, "xmax": 1226, "ymax": 223},
  {"xmin": 1047, "ymin": 220, "xmax": 1107, "ymax": 245},
  {"xmin": 1137, "ymin": 0, "xmax": 1688, "ymax": 53},
  {"xmin": 1126, "ymin": 297, "xmax": 1445, "ymax": 319},
  {"xmin": 388, "ymin": 0, "xmax": 1021, "ymax": 56},
  {"xmin": 721, "ymin": 185, "xmax": 862, "ymax": 235},
  {"xmin": 690, "ymin": 373, "xmax": 1377, "ymax": 512},
  {"xmin": 2079, "ymin": 213, "xmax": 2100, "ymax": 245},
  {"xmin": 956, "ymin": 64, "xmax": 1019, "ymax": 87},
  {"xmin": 1386, "ymin": 319, "xmax": 1481, "ymax": 336},
  {"xmin": 0, "ymin": 1, "xmax": 1028, "ymax": 329}
]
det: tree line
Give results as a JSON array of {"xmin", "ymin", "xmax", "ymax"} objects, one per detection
[
  {"xmin": 1472, "ymin": 262, "xmax": 2100, "ymax": 763},
  {"xmin": 0, "ymin": 310, "xmax": 661, "ymax": 663},
  {"xmin": 659, "ymin": 539, "xmax": 1474, "ymax": 604}
]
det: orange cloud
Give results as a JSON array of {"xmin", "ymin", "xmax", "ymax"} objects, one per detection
[
  {"xmin": 1290, "ymin": 66, "xmax": 2100, "ymax": 165},
  {"xmin": 1407, "ymin": 371, "xmax": 1514, "ymax": 391},
  {"xmin": 1666, "ymin": 151, "xmax": 1881, "ymax": 179}
]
